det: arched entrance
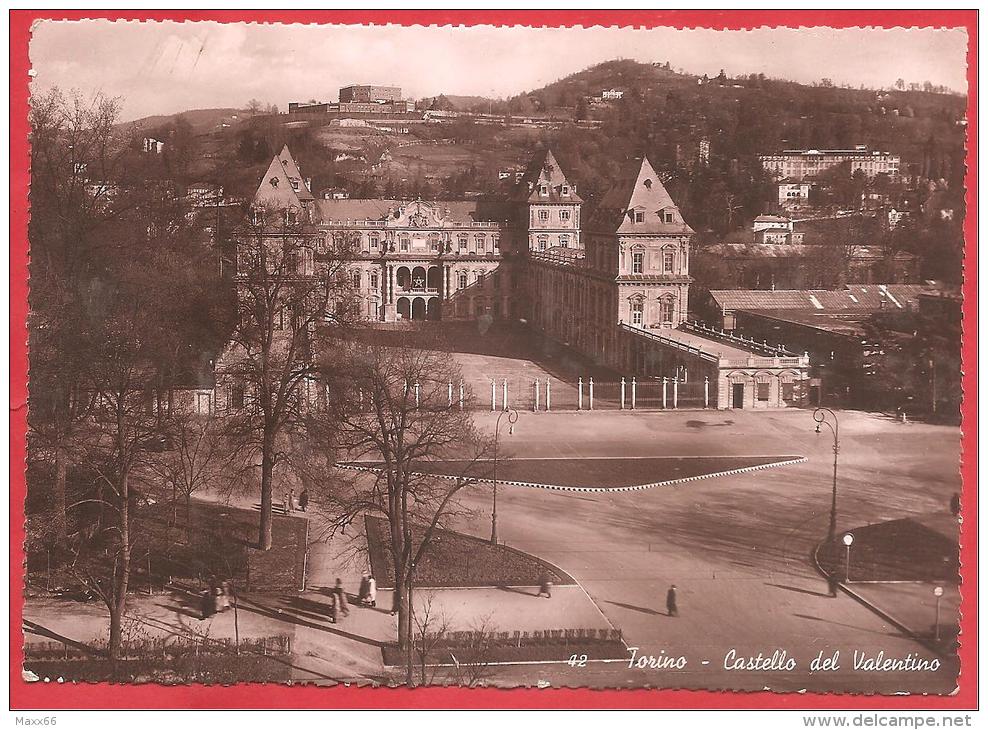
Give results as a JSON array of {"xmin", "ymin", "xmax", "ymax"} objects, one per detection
[
  {"xmin": 427, "ymin": 298, "xmax": 440, "ymax": 320},
  {"xmin": 396, "ymin": 267, "xmax": 411, "ymax": 291},
  {"xmin": 411, "ymin": 266, "xmax": 428, "ymax": 291},
  {"xmin": 427, "ymin": 266, "xmax": 442, "ymax": 291},
  {"xmin": 412, "ymin": 297, "xmax": 427, "ymax": 320},
  {"xmin": 396, "ymin": 297, "xmax": 411, "ymax": 320}
]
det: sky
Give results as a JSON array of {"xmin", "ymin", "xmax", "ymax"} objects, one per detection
[{"xmin": 29, "ymin": 21, "xmax": 969, "ymax": 122}]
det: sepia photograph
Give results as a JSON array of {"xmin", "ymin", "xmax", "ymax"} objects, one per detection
[{"xmin": 13, "ymin": 11, "xmax": 973, "ymax": 707}]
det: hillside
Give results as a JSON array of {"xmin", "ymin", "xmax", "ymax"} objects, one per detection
[{"xmin": 109, "ymin": 59, "xmax": 966, "ymax": 243}]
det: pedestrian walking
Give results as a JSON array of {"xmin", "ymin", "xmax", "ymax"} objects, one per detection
[
  {"xmin": 358, "ymin": 572, "xmax": 371, "ymax": 605},
  {"xmin": 367, "ymin": 574, "xmax": 377, "ymax": 607},
  {"xmin": 333, "ymin": 578, "xmax": 350, "ymax": 618},
  {"xmin": 299, "ymin": 488, "xmax": 309, "ymax": 513},
  {"xmin": 200, "ymin": 589, "xmax": 215, "ymax": 620},
  {"xmin": 537, "ymin": 573, "xmax": 553, "ymax": 599},
  {"xmin": 666, "ymin": 584, "xmax": 678, "ymax": 617}
]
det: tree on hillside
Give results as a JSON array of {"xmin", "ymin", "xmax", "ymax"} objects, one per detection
[
  {"xmin": 28, "ymin": 89, "xmax": 126, "ymax": 540},
  {"xmin": 223, "ymin": 212, "xmax": 357, "ymax": 550},
  {"xmin": 300, "ymin": 333, "xmax": 493, "ymax": 685}
]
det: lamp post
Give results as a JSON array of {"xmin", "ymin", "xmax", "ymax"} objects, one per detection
[
  {"xmin": 491, "ymin": 408, "xmax": 518, "ymax": 545},
  {"xmin": 814, "ymin": 407, "xmax": 841, "ymax": 545},
  {"xmin": 933, "ymin": 585, "xmax": 944, "ymax": 643},
  {"xmin": 842, "ymin": 532, "xmax": 854, "ymax": 582}
]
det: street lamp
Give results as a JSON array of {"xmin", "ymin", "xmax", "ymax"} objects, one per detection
[
  {"xmin": 814, "ymin": 407, "xmax": 841, "ymax": 545},
  {"xmin": 842, "ymin": 532, "xmax": 854, "ymax": 582},
  {"xmin": 491, "ymin": 408, "xmax": 518, "ymax": 545},
  {"xmin": 933, "ymin": 585, "xmax": 944, "ymax": 643}
]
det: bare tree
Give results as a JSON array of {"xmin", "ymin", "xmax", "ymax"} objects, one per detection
[
  {"xmin": 149, "ymin": 413, "xmax": 230, "ymax": 527},
  {"xmin": 222, "ymin": 210, "xmax": 356, "ymax": 549},
  {"xmin": 28, "ymin": 89, "xmax": 124, "ymax": 538},
  {"xmin": 306, "ymin": 333, "xmax": 493, "ymax": 685}
]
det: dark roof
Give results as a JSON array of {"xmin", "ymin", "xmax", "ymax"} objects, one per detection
[
  {"xmin": 709, "ymin": 285, "xmax": 924, "ymax": 312},
  {"xmin": 590, "ymin": 157, "xmax": 694, "ymax": 236},
  {"xmin": 514, "ymin": 148, "xmax": 583, "ymax": 204},
  {"xmin": 313, "ymin": 198, "xmax": 512, "ymax": 224}
]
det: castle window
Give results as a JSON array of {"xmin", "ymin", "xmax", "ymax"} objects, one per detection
[
  {"xmin": 632, "ymin": 251, "xmax": 644, "ymax": 274},
  {"xmin": 369, "ymin": 234, "xmax": 380, "ymax": 250},
  {"xmin": 560, "ymin": 209, "xmax": 571, "ymax": 221},
  {"xmin": 630, "ymin": 299, "xmax": 643, "ymax": 326},
  {"xmin": 475, "ymin": 234, "xmax": 487, "ymax": 252},
  {"xmin": 352, "ymin": 271, "xmax": 361, "ymax": 289},
  {"xmin": 634, "ymin": 211, "xmax": 645, "ymax": 224},
  {"xmin": 660, "ymin": 297, "xmax": 675, "ymax": 324},
  {"xmin": 663, "ymin": 251, "xmax": 675, "ymax": 273},
  {"xmin": 491, "ymin": 235, "xmax": 499, "ymax": 252},
  {"xmin": 560, "ymin": 235, "xmax": 570, "ymax": 248},
  {"xmin": 664, "ymin": 211, "xmax": 674, "ymax": 224},
  {"xmin": 757, "ymin": 382, "xmax": 771, "ymax": 402},
  {"xmin": 537, "ymin": 235, "xmax": 549, "ymax": 252},
  {"xmin": 539, "ymin": 185, "xmax": 548, "ymax": 196},
  {"xmin": 230, "ymin": 382, "xmax": 245, "ymax": 410},
  {"xmin": 400, "ymin": 236, "xmax": 410, "ymax": 252},
  {"xmin": 561, "ymin": 185, "xmax": 570, "ymax": 196},
  {"xmin": 538, "ymin": 209, "xmax": 549, "ymax": 222},
  {"xmin": 458, "ymin": 234, "xmax": 468, "ymax": 251},
  {"xmin": 370, "ymin": 271, "xmax": 379, "ymax": 290},
  {"xmin": 458, "ymin": 271, "xmax": 467, "ymax": 289}
]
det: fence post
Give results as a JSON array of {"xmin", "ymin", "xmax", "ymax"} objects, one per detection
[
  {"xmin": 414, "ymin": 382, "xmax": 420, "ymax": 408},
  {"xmin": 673, "ymin": 377, "xmax": 679, "ymax": 409},
  {"xmin": 620, "ymin": 377, "xmax": 626, "ymax": 410},
  {"xmin": 533, "ymin": 379, "xmax": 539, "ymax": 412},
  {"xmin": 578, "ymin": 378, "xmax": 583, "ymax": 411},
  {"xmin": 631, "ymin": 377, "xmax": 637, "ymax": 410},
  {"xmin": 704, "ymin": 377, "xmax": 710, "ymax": 409},
  {"xmin": 546, "ymin": 379, "xmax": 551, "ymax": 411},
  {"xmin": 491, "ymin": 380, "xmax": 496, "ymax": 411},
  {"xmin": 589, "ymin": 377, "xmax": 594, "ymax": 410},
  {"xmin": 502, "ymin": 378, "xmax": 508, "ymax": 412},
  {"xmin": 448, "ymin": 382, "xmax": 453, "ymax": 408},
  {"xmin": 459, "ymin": 381, "xmax": 464, "ymax": 411},
  {"xmin": 662, "ymin": 377, "xmax": 668, "ymax": 409}
]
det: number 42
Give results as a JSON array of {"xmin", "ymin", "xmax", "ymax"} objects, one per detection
[{"xmin": 568, "ymin": 654, "xmax": 588, "ymax": 667}]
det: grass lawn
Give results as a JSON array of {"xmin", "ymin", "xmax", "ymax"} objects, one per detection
[
  {"xmin": 347, "ymin": 454, "xmax": 804, "ymax": 491},
  {"xmin": 365, "ymin": 515, "xmax": 573, "ymax": 589},
  {"xmin": 817, "ymin": 513, "xmax": 959, "ymax": 583},
  {"xmin": 136, "ymin": 500, "xmax": 308, "ymax": 594}
]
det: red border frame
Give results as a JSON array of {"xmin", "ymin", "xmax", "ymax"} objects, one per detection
[{"xmin": 9, "ymin": 9, "xmax": 978, "ymax": 710}]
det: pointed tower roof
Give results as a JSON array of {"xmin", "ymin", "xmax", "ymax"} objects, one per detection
[
  {"xmin": 277, "ymin": 145, "xmax": 314, "ymax": 201},
  {"xmin": 592, "ymin": 157, "xmax": 694, "ymax": 235},
  {"xmin": 253, "ymin": 154, "xmax": 304, "ymax": 211},
  {"xmin": 515, "ymin": 148, "xmax": 583, "ymax": 203}
]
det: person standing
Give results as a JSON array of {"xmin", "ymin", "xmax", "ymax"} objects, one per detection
[
  {"xmin": 367, "ymin": 573, "xmax": 377, "ymax": 608},
  {"xmin": 288, "ymin": 489, "xmax": 296, "ymax": 513},
  {"xmin": 299, "ymin": 488, "xmax": 309, "ymax": 513},
  {"xmin": 358, "ymin": 572, "xmax": 370, "ymax": 605},
  {"xmin": 282, "ymin": 491, "xmax": 290, "ymax": 515},
  {"xmin": 666, "ymin": 584, "xmax": 678, "ymax": 617}
]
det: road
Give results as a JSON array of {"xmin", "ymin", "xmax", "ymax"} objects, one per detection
[{"xmin": 447, "ymin": 408, "xmax": 961, "ymax": 692}]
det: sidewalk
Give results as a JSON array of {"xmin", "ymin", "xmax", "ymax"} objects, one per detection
[{"xmin": 844, "ymin": 581, "xmax": 961, "ymax": 651}]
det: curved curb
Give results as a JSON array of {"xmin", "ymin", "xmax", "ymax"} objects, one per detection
[
  {"xmin": 810, "ymin": 542, "xmax": 951, "ymax": 659},
  {"xmin": 338, "ymin": 456, "xmax": 807, "ymax": 494}
]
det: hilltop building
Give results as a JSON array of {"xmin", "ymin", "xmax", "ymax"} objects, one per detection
[
  {"xmin": 225, "ymin": 145, "xmax": 810, "ymax": 409},
  {"xmin": 759, "ymin": 146, "xmax": 901, "ymax": 181}
]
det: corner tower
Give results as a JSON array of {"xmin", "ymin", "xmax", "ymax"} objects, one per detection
[
  {"xmin": 516, "ymin": 149, "xmax": 582, "ymax": 253},
  {"xmin": 588, "ymin": 157, "xmax": 694, "ymax": 329}
]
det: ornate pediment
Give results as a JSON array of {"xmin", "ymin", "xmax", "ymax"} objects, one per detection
[{"xmin": 391, "ymin": 200, "xmax": 447, "ymax": 229}]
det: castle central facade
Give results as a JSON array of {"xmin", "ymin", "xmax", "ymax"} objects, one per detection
[{"xmin": 241, "ymin": 145, "xmax": 809, "ymax": 409}]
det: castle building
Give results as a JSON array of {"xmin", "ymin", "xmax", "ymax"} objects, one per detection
[{"xmin": 230, "ymin": 145, "xmax": 810, "ymax": 409}]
